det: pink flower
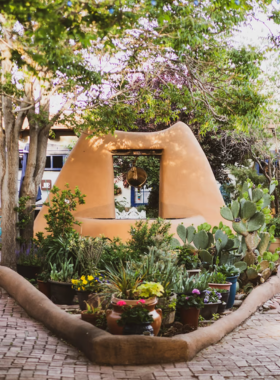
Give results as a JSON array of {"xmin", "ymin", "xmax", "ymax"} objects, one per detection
[
  {"xmin": 192, "ymin": 289, "xmax": 200, "ymax": 295},
  {"xmin": 116, "ymin": 301, "xmax": 127, "ymax": 306},
  {"xmin": 137, "ymin": 299, "xmax": 146, "ymax": 304},
  {"xmin": 185, "ymin": 296, "xmax": 189, "ymax": 300}
]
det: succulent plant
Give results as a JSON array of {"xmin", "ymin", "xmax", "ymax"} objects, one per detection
[{"xmin": 220, "ymin": 180, "xmax": 276, "ymax": 266}]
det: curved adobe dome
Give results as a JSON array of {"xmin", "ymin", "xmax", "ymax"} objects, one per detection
[{"xmin": 34, "ymin": 122, "xmax": 225, "ymax": 240}]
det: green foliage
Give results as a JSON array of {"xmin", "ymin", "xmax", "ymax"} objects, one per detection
[
  {"xmin": 117, "ymin": 304, "xmax": 154, "ymax": 326},
  {"xmin": 127, "ymin": 218, "xmax": 172, "ymax": 258},
  {"xmin": 73, "ymin": 236, "xmax": 106, "ymax": 275},
  {"xmin": 16, "ymin": 241, "xmax": 42, "ymax": 267},
  {"xmin": 98, "ymin": 237, "xmax": 131, "ymax": 271},
  {"xmin": 50, "ymin": 260, "xmax": 74, "ymax": 283},
  {"xmin": 267, "ymin": 216, "xmax": 280, "ymax": 238},
  {"xmin": 217, "ymin": 264, "xmax": 240, "ymax": 278},
  {"xmin": 134, "ymin": 282, "xmax": 164, "ymax": 299},
  {"xmin": 102, "ymin": 262, "xmax": 143, "ymax": 300},
  {"xmin": 177, "ymin": 294, "xmax": 204, "ymax": 310},
  {"xmin": 177, "ymin": 247, "xmax": 201, "ymax": 270},
  {"xmin": 174, "ymin": 272, "xmax": 211, "ymax": 294},
  {"xmin": 43, "ymin": 184, "xmax": 86, "ymax": 238},
  {"xmin": 208, "ymin": 272, "xmax": 227, "ymax": 284}
]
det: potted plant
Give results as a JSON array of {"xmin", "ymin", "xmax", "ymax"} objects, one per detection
[
  {"xmin": 72, "ymin": 272, "xmax": 106, "ymax": 311},
  {"xmin": 217, "ymin": 264, "xmax": 240, "ymax": 308},
  {"xmin": 177, "ymin": 246, "xmax": 201, "ymax": 277},
  {"xmin": 48, "ymin": 260, "xmax": 75, "ymax": 305},
  {"xmin": 37, "ymin": 270, "xmax": 51, "ymax": 298},
  {"xmin": 117, "ymin": 300, "xmax": 154, "ymax": 335},
  {"xmin": 175, "ymin": 272, "xmax": 211, "ymax": 297},
  {"xmin": 16, "ymin": 242, "xmax": 42, "ymax": 280},
  {"xmin": 177, "ymin": 292, "xmax": 204, "ymax": 329},
  {"xmin": 81, "ymin": 301, "xmax": 106, "ymax": 327},
  {"xmin": 103, "ymin": 263, "xmax": 163, "ymax": 335},
  {"xmin": 200, "ymin": 289, "xmax": 222, "ymax": 320},
  {"xmin": 213, "ymin": 288, "xmax": 230, "ymax": 312},
  {"xmin": 208, "ymin": 272, "xmax": 232, "ymax": 291}
]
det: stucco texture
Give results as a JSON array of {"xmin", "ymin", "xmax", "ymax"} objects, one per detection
[{"xmin": 34, "ymin": 122, "xmax": 225, "ymax": 240}]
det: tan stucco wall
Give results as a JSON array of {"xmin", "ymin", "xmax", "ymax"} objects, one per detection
[{"xmin": 34, "ymin": 122, "xmax": 225, "ymax": 240}]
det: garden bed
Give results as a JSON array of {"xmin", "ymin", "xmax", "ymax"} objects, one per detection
[{"xmin": 1, "ymin": 266, "xmax": 280, "ymax": 365}]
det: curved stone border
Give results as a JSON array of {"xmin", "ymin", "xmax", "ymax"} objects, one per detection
[
  {"xmin": 175, "ymin": 272, "xmax": 280, "ymax": 360},
  {"xmin": 0, "ymin": 266, "xmax": 280, "ymax": 365}
]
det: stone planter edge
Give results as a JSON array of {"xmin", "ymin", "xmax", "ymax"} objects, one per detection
[
  {"xmin": 0, "ymin": 267, "xmax": 187, "ymax": 365},
  {"xmin": 174, "ymin": 272, "xmax": 280, "ymax": 361},
  {"xmin": 1, "ymin": 266, "xmax": 280, "ymax": 365}
]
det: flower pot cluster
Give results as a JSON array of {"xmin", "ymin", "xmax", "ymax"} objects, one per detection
[{"xmin": 18, "ymin": 181, "xmax": 280, "ymax": 337}]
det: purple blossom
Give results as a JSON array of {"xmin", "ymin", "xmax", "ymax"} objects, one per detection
[
  {"xmin": 204, "ymin": 298, "xmax": 208, "ymax": 303},
  {"xmin": 216, "ymin": 292, "xmax": 222, "ymax": 299},
  {"xmin": 205, "ymin": 290, "xmax": 211, "ymax": 294},
  {"xmin": 192, "ymin": 289, "xmax": 200, "ymax": 295}
]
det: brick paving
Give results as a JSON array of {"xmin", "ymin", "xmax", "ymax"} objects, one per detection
[{"xmin": 1, "ymin": 290, "xmax": 280, "ymax": 380}]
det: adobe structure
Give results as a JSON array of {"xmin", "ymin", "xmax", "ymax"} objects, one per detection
[{"xmin": 34, "ymin": 122, "xmax": 225, "ymax": 240}]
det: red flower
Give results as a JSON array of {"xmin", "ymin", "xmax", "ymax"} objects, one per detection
[
  {"xmin": 116, "ymin": 300, "xmax": 127, "ymax": 306},
  {"xmin": 137, "ymin": 299, "xmax": 146, "ymax": 304}
]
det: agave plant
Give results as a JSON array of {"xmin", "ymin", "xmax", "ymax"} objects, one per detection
[{"xmin": 102, "ymin": 261, "xmax": 143, "ymax": 300}]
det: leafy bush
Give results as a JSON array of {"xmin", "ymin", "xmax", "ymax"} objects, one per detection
[
  {"xmin": 208, "ymin": 272, "xmax": 227, "ymax": 284},
  {"xmin": 267, "ymin": 216, "xmax": 280, "ymax": 238},
  {"xmin": 127, "ymin": 218, "xmax": 173, "ymax": 258},
  {"xmin": 117, "ymin": 302, "xmax": 154, "ymax": 326},
  {"xmin": 16, "ymin": 241, "xmax": 42, "ymax": 267},
  {"xmin": 98, "ymin": 237, "xmax": 130, "ymax": 270},
  {"xmin": 217, "ymin": 264, "xmax": 240, "ymax": 278},
  {"xmin": 43, "ymin": 184, "xmax": 86, "ymax": 238}
]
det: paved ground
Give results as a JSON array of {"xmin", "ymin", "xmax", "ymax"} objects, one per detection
[{"xmin": 1, "ymin": 290, "xmax": 280, "ymax": 380}]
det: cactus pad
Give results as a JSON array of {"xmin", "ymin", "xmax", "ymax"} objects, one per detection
[
  {"xmin": 246, "ymin": 267, "xmax": 259, "ymax": 280},
  {"xmin": 247, "ymin": 212, "xmax": 265, "ymax": 232},
  {"xmin": 257, "ymin": 232, "xmax": 270, "ymax": 256},
  {"xmin": 186, "ymin": 226, "xmax": 196, "ymax": 244},
  {"xmin": 231, "ymin": 200, "xmax": 240, "ymax": 219},
  {"xmin": 252, "ymin": 188, "xmax": 263, "ymax": 202},
  {"xmin": 199, "ymin": 249, "xmax": 213, "ymax": 264},
  {"xmin": 232, "ymin": 220, "xmax": 248, "ymax": 236},
  {"xmin": 170, "ymin": 238, "xmax": 181, "ymax": 249},
  {"xmin": 177, "ymin": 224, "xmax": 187, "ymax": 244},
  {"xmin": 234, "ymin": 261, "xmax": 247, "ymax": 272},
  {"xmin": 193, "ymin": 230, "xmax": 209, "ymax": 250},
  {"xmin": 241, "ymin": 201, "xmax": 257, "ymax": 220},
  {"xmin": 220, "ymin": 207, "xmax": 234, "ymax": 221}
]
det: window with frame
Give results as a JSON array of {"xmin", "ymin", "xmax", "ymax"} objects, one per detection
[{"xmin": 45, "ymin": 155, "xmax": 68, "ymax": 170}]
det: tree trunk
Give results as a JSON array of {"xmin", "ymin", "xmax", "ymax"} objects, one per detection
[{"xmin": 1, "ymin": 125, "xmax": 20, "ymax": 269}]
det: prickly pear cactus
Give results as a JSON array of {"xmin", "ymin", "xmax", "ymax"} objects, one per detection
[{"xmin": 220, "ymin": 179, "xmax": 276, "ymax": 266}]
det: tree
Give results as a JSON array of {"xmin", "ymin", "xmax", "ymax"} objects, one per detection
[
  {"xmin": 0, "ymin": 0, "xmax": 274, "ymax": 268},
  {"xmin": 0, "ymin": 0, "xmax": 169, "ymax": 268}
]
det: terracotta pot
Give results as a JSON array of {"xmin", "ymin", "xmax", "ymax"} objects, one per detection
[
  {"xmin": 269, "ymin": 237, "xmax": 280, "ymax": 253},
  {"xmin": 37, "ymin": 280, "xmax": 50, "ymax": 298},
  {"xmin": 106, "ymin": 295, "xmax": 162, "ymax": 336},
  {"xmin": 208, "ymin": 282, "xmax": 232, "ymax": 291},
  {"xmin": 200, "ymin": 302, "xmax": 221, "ymax": 320},
  {"xmin": 81, "ymin": 311, "xmax": 100, "ymax": 326},
  {"xmin": 157, "ymin": 293, "xmax": 177, "ymax": 326},
  {"xmin": 179, "ymin": 307, "xmax": 200, "ymax": 329},
  {"xmin": 186, "ymin": 269, "xmax": 201, "ymax": 278}
]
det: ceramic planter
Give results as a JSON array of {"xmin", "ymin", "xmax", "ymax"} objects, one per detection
[
  {"xmin": 157, "ymin": 293, "xmax": 177, "ymax": 326},
  {"xmin": 218, "ymin": 302, "xmax": 227, "ymax": 314},
  {"xmin": 17, "ymin": 264, "xmax": 41, "ymax": 280},
  {"xmin": 208, "ymin": 282, "xmax": 232, "ymax": 291},
  {"xmin": 106, "ymin": 295, "xmax": 162, "ymax": 336},
  {"xmin": 179, "ymin": 307, "xmax": 200, "ymax": 329},
  {"xmin": 48, "ymin": 280, "xmax": 75, "ymax": 305},
  {"xmin": 123, "ymin": 323, "xmax": 154, "ymax": 336},
  {"xmin": 226, "ymin": 275, "xmax": 239, "ymax": 309},
  {"xmin": 200, "ymin": 302, "xmax": 221, "ymax": 320},
  {"xmin": 76, "ymin": 291, "xmax": 91, "ymax": 311},
  {"xmin": 81, "ymin": 311, "xmax": 100, "ymax": 326},
  {"xmin": 37, "ymin": 280, "xmax": 50, "ymax": 299},
  {"xmin": 186, "ymin": 269, "xmax": 201, "ymax": 278}
]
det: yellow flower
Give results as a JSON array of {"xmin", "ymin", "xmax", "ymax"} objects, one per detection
[
  {"xmin": 88, "ymin": 275, "xmax": 93, "ymax": 281},
  {"xmin": 78, "ymin": 287, "xmax": 81, "ymax": 291},
  {"xmin": 81, "ymin": 275, "xmax": 85, "ymax": 281},
  {"xmin": 82, "ymin": 287, "xmax": 85, "ymax": 291},
  {"xmin": 83, "ymin": 280, "xmax": 88, "ymax": 285}
]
